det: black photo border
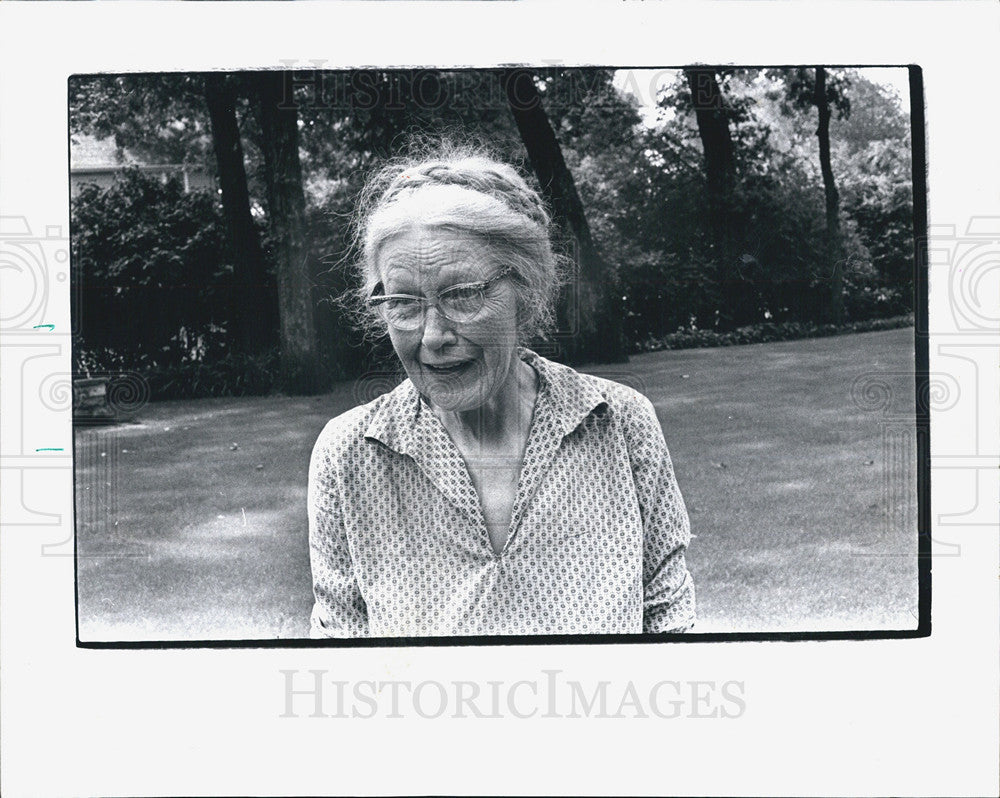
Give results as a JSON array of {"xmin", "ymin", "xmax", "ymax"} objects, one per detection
[{"xmin": 71, "ymin": 63, "xmax": 930, "ymax": 650}]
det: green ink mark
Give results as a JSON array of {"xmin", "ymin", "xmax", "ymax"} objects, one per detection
[
  {"xmin": 36, "ymin": 448, "xmax": 64, "ymax": 452},
  {"xmin": 33, "ymin": 324, "xmax": 55, "ymax": 330}
]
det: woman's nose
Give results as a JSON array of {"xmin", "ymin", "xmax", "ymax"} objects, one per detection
[{"xmin": 420, "ymin": 304, "xmax": 458, "ymax": 349}]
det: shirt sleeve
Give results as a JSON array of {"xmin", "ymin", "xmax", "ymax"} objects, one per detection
[
  {"xmin": 624, "ymin": 394, "xmax": 696, "ymax": 633},
  {"xmin": 308, "ymin": 421, "xmax": 369, "ymax": 638}
]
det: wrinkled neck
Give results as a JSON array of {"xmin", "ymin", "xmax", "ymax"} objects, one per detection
[{"xmin": 434, "ymin": 358, "xmax": 537, "ymax": 449}]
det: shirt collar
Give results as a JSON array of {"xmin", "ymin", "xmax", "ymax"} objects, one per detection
[
  {"xmin": 521, "ymin": 347, "xmax": 608, "ymax": 437},
  {"xmin": 362, "ymin": 373, "xmax": 420, "ymax": 456},
  {"xmin": 363, "ymin": 347, "xmax": 608, "ymax": 455}
]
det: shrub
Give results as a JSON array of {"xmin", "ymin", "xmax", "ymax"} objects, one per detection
[
  {"xmin": 634, "ymin": 314, "xmax": 914, "ymax": 353},
  {"xmin": 74, "ymin": 333, "xmax": 280, "ymax": 400},
  {"xmin": 73, "ymin": 169, "xmax": 240, "ymax": 365},
  {"xmin": 72, "ymin": 170, "xmax": 286, "ymax": 399}
]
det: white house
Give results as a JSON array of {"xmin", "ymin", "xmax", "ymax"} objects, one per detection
[{"xmin": 70, "ymin": 134, "xmax": 215, "ymax": 197}]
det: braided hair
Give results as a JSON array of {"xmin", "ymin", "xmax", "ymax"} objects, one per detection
[
  {"xmin": 377, "ymin": 160, "xmax": 551, "ymax": 230},
  {"xmin": 353, "ymin": 147, "xmax": 562, "ymax": 342}
]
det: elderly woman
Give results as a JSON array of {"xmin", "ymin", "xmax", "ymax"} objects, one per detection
[{"xmin": 308, "ymin": 149, "xmax": 694, "ymax": 637}]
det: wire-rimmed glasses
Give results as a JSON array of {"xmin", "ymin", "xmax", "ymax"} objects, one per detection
[{"xmin": 367, "ymin": 266, "xmax": 515, "ymax": 330}]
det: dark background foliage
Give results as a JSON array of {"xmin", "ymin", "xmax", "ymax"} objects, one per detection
[{"xmin": 70, "ymin": 67, "xmax": 915, "ymax": 399}]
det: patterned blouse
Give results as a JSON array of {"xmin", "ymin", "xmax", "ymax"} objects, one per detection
[{"xmin": 308, "ymin": 348, "xmax": 695, "ymax": 637}]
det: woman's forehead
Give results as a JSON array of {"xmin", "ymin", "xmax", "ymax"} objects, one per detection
[{"xmin": 378, "ymin": 226, "xmax": 496, "ymax": 285}]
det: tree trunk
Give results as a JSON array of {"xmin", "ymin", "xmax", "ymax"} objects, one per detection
[
  {"xmin": 684, "ymin": 68, "xmax": 744, "ymax": 329},
  {"xmin": 500, "ymin": 68, "xmax": 626, "ymax": 365},
  {"xmin": 815, "ymin": 67, "xmax": 844, "ymax": 325},
  {"xmin": 203, "ymin": 73, "xmax": 274, "ymax": 354},
  {"xmin": 252, "ymin": 71, "xmax": 324, "ymax": 394},
  {"xmin": 685, "ymin": 69, "xmax": 734, "ymax": 214}
]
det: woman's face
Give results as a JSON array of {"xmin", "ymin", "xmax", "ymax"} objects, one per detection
[{"xmin": 376, "ymin": 226, "xmax": 520, "ymax": 412}]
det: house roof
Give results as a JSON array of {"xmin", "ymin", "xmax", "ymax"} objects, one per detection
[{"xmin": 70, "ymin": 134, "xmax": 136, "ymax": 170}]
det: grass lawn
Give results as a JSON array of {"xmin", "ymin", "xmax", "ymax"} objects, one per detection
[{"xmin": 75, "ymin": 327, "xmax": 919, "ymax": 640}]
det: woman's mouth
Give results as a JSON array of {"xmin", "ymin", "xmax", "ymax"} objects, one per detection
[{"xmin": 423, "ymin": 360, "xmax": 474, "ymax": 376}]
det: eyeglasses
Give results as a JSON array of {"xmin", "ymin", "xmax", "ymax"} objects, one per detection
[{"xmin": 368, "ymin": 266, "xmax": 515, "ymax": 330}]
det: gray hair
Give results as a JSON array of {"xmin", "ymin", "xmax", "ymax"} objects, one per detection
[{"xmin": 350, "ymin": 146, "xmax": 563, "ymax": 342}]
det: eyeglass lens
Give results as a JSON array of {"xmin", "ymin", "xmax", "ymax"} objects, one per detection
[{"xmin": 379, "ymin": 286, "xmax": 486, "ymax": 329}]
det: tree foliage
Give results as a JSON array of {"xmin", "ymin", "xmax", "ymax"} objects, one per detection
[
  {"xmin": 69, "ymin": 67, "xmax": 916, "ymax": 397},
  {"xmin": 72, "ymin": 170, "xmax": 235, "ymax": 358},
  {"xmin": 71, "ymin": 74, "xmax": 213, "ymax": 167}
]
